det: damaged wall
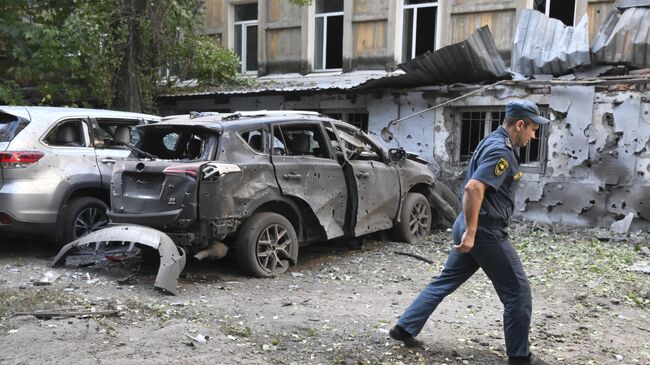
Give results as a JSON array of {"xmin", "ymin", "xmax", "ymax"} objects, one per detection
[
  {"xmin": 161, "ymin": 83, "xmax": 650, "ymax": 231},
  {"xmin": 432, "ymin": 85, "xmax": 650, "ymax": 231}
]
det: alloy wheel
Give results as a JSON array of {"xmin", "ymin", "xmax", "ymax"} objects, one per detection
[
  {"xmin": 256, "ymin": 223, "xmax": 293, "ymax": 275},
  {"xmin": 409, "ymin": 200, "xmax": 431, "ymax": 238},
  {"xmin": 73, "ymin": 207, "xmax": 109, "ymax": 240}
]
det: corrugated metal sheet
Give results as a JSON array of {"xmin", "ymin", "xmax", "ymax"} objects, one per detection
[
  {"xmin": 161, "ymin": 71, "xmax": 396, "ymax": 97},
  {"xmin": 592, "ymin": 6, "xmax": 650, "ymax": 68},
  {"xmin": 511, "ymin": 10, "xmax": 591, "ymax": 77},
  {"xmin": 361, "ymin": 25, "xmax": 509, "ymax": 89},
  {"xmin": 616, "ymin": 0, "xmax": 650, "ymax": 9}
]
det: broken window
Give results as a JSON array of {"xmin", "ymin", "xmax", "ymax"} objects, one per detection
[
  {"xmin": 136, "ymin": 126, "xmax": 215, "ymax": 160},
  {"xmin": 402, "ymin": 0, "xmax": 438, "ymax": 61},
  {"xmin": 534, "ymin": 0, "xmax": 575, "ymax": 26},
  {"xmin": 314, "ymin": 0, "xmax": 343, "ymax": 70},
  {"xmin": 322, "ymin": 111, "xmax": 369, "ymax": 132},
  {"xmin": 240, "ymin": 128, "xmax": 265, "ymax": 153},
  {"xmin": 273, "ymin": 123, "xmax": 329, "ymax": 158},
  {"xmin": 234, "ymin": 3, "xmax": 258, "ymax": 73},
  {"xmin": 335, "ymin": 126, "xmax": 382, "ymax": 162},
  {"xmin": 91, "ymin": 119, "xmax": 141, "ymax": 148},
  {"xmin": 456, "ymin": 107, "xmax": 549, "ymax": 172}
]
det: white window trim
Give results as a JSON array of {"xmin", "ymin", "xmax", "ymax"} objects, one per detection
[
  {"xmin": 234, "ymin": 18, "xmax": 258, "ymax": 73},
  {"xmin": 402, "ymin": 1, "xmax": 440, "ymax": 61},
  {"xmin": 314, "ymin": 10, "xmax": 344, "ymax": 71},
  {"xmin": 536, "ymin": 0, "xmax": 577, "ymax": 26}
]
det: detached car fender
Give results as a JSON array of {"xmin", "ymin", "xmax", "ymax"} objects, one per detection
[{"xmin": 51, "ymin": 225, "xmax": 186, "ymax": 295}]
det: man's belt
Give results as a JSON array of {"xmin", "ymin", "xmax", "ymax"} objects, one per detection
[{"xmin": 478, "ymin": 215, "xmax": 507, "ymax": 228}]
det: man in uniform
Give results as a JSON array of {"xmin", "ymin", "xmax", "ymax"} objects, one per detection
[{"xmin": 389, "ymin": 100, "xmax": 551, "ymax": 365}]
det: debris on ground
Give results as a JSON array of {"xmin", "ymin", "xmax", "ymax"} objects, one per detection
[
  {"xmin": 1, "ymin": 223, "xmax": 649, "ymax": 364},
  {"xmin": 626, "ymin": 261, "xmax": 650, "ymax": 274},
  {"xmin": 33, "ymin": 271, "xmax": 61, "ymax": 286}
]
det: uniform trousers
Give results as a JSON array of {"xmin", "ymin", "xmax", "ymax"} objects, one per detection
[{"xmin": 397, "ymin": 219, "xmax": 532, "ymax": 357}]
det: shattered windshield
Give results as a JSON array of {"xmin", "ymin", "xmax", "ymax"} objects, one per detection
[
  {"xmin": 136, "ymin": 125, "xmax": 217, "ymax": 160},
  {"xmin": 0, "ymin": 112, "xmax": 29, "ymax": 142}
]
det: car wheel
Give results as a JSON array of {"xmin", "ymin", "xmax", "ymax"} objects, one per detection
[
  {"xmin": 60, "ymin": 197, "xmax": 109, "ymax": 244},
  {"xmin": 236, "ymin": 212, "xmax": 298, "ymax": 278},
  {"xmin": 394, "ymin": 192, "xmax": 431, "ymax": 243}
]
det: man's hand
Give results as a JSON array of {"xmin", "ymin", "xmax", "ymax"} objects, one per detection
[{"xmin": 454, "ymin": 230, "xmax": 475, "ymax": 253}]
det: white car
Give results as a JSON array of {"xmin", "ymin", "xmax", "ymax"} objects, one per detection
[{"xmin": 0, "ymin": 106, "xmax": 159, "ymax": 245}]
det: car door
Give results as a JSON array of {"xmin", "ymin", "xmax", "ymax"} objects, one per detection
[
  {"xmin": 333, "ymin": 125, "xmax": 401, "ymax": 237},
  {"xmin": 90, "ymin": 118, "xmax": 142, "ymax": 190},
  {"xmin": 270, "ymin": 121, "xmax": 348, "ymax": 240},
  {"xmin": 40, "ymin": 118, "xmax": 102, "ymax": 204}
]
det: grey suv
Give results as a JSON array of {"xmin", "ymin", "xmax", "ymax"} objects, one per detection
[
  {"xmin": 0, "ymin": 106, "xmax": 159, "ymax": 244},
  {"xmin": 107, "ymin": 111, "xmax": 460, "ymax": 277}
]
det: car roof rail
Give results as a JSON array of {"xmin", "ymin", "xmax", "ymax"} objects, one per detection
[
  {"xmin": 189, "ymin": 111, "xmax": 222, "ymax": 119},
  {"xmin": 233, "ymin": 110, "xmax": 322, "ymax": 118}
]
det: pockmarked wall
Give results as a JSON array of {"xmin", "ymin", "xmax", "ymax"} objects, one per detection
[
  {"xmin": 158, "ymin": 83, "xmax": 650, "ymax": 230},
  {"xmin": 427, "ymin": 85, "xmax": 650, "ymax": 231}
]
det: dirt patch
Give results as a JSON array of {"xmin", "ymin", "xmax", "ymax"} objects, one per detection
[{"xmin": 1, "ymin": 224, "xmax": 649, "ymax": 364}]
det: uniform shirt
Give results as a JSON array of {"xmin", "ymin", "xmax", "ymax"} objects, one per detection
[{"xmin": 463, "ymin": 126, "xmax": 522, "ymax": 226}]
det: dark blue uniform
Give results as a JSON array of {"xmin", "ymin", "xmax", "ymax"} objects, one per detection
[{"xmin": 397, "ymin": 126, "xmax": 532, "ymax": 358}]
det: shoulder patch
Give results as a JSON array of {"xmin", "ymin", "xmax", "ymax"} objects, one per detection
[
  {"xmin": 495, "ymin": 158, "xmax": 509, "ymax": 176},
  {"xmin": 505, "ymin": 137, "xmax": 513, "ymax": 149}
]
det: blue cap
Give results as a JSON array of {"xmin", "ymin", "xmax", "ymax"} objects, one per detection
[{"xmin": 505, "ymin": 100, "xmax": 550, "ymax": 125}]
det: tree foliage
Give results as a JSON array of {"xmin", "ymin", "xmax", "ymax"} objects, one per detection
[{"xmin": 0, "ymin": 0, "xmax": 240, "ymax": 112}]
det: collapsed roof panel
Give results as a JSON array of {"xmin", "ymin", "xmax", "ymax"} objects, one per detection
[
  {"xmin": 592, "ymin": 6, "xmax": 650, "ymax": 68},
  {"xmin": 362, "ymin": 25, "xmax": 509, "ymax": 89},
  {"xmin": 511, "ymin": 9, "xmax": 591, "ymax": 77},
  {"xmin": 162, "ymin": 71, "xmax": 396, "ymax": 97},
  {"xmin": 616, "ymin": 0, "xmax": 650, "ymax": 10}
]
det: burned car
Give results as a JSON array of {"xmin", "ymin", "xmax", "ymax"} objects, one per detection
[{"xmin": 103, "ymin": 111, "xmax": 459, "ymax": 277}]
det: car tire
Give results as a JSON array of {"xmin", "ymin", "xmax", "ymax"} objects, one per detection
[
  {"xmin": 236, "ymin": 212, "xmax": 298, "ymax": 278},
  {"xmin": 393, "ymin": 192, "xmax": 432, "ymax": 243},
  {"xmin": 60, "ymin": 197, "xmax": 109, "ymax": 245}
]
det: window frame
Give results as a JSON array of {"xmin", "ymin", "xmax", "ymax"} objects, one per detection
[
  {"xmin": 401, "ymin": 0, "xmax": 440, "ymax": 62},
  {"xmin": 41, "ymin": 118, "xmax": 91, "ymax": 149},
  {"xmin": 320, "ymin": 110, "xmax": 369, "ymax": 132},
  {"xmin": 271, "ymin": 121, "xmax": 333, "ymax": 160},
  {"xmin": 314, "ymin": 2, "xmax": 344, "ymax": 71},
  {"xmin": 233, "ymin": 3, "xmax": 258, "ymax": 74},
  {"xmin": 533, "ymin": 0, "xmax": 576, "ymax": 26},
  {"xmin": 454, "ymin": 107, "xmax": 550, "ymax": 174}
]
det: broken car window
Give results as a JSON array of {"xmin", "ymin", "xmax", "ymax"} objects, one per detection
[
  {"xmin": 136, "ymin": 126, "xmax": 214, "ymax": 160},
  {"xmin": 240, "ymin": 129, "xmax": 265, "ymax": 153},
  {"xmin": 163, "ymin": 132, "xmax": 180, "ymax": 151},
  {"xmin": 92, "ymin": 119, "xmax": 140, "ymax": 148},
  {"xmin": 273, "ymin": 123, "xmax": 329, "ymax": 158},
  {"xmin": 333, "ymin": 126, "xmax": 382, "ymax": 161}
]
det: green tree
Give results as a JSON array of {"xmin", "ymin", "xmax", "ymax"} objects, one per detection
[{"xmin": 0, "ymin": 0, "xmax": 240, "ymax": 112}]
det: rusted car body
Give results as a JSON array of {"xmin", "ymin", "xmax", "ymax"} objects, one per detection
[{"xmin": 97, "ymin": 111, "xmax": 458, "ymax": 277}]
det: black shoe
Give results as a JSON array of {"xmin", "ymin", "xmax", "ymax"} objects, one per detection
[
  {"xmin": 389, "ymin": 325, "xmax": 424, "ymax": 348},
  {"xmin": 508, "ymin": 353, "xmax": 551, "ymax": 365}
]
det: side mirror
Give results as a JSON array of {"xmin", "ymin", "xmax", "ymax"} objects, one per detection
[{"xmin": 389, "ymin": 148, "xmax": 406, "ymax": 162}]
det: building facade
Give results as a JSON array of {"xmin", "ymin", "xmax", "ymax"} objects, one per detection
[
  {"xmin": 160, "ymin": 0, "xmax": 650, "ymax": 232},
  {"xmin": 203, "ymin": 0, "xmax": 615, "ymax": 75}
]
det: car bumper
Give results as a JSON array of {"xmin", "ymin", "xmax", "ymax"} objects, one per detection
[{"xmin": 107, "ymin": 209, "xmax": 183, "ymax": 227}]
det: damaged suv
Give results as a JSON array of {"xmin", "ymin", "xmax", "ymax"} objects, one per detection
[{"xmin": 106, "ymin": 111, "xmax": 459, "ymax": 277}]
